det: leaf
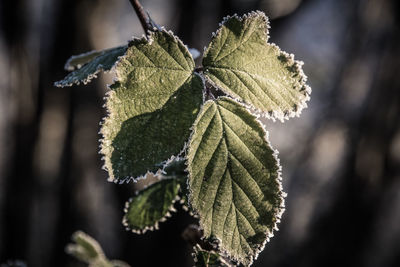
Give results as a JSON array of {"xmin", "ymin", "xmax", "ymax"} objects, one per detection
[
  {"xmin": 202, "ymin": 12, "xmax": 311, "ymax": 121},
  {"xmin": 66, "ymin": 231, "xmax": 130, "ymax": 267},
  {"xmin": 123, "ymin": 178, "xmax": 181, "ymax": 233},
  {"xmin": 193, "ymin": 245, "xmax": 232, "ymax": 267},
  {"xmin": 64, "ymin": 50, "xmax": 103, "ymax": 71},
  {"xmin": 55, "ymin": 45, "xmax": 127, "ymax": 87},
  {"xmin": 67, "ymin": 231, "xmax": 104, "ymax": 263},
  {"xmin": 100, "ymin": 30, "xmax": 203, "ymax": 182},
  {"xmin": 187, "ymin": 97, "xmax": 285, "ymax": 265}
]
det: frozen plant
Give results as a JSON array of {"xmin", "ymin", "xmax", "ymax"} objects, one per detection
[{"xmin": 56, "ymin": 0, "xmax": 311, "ymax": 266}]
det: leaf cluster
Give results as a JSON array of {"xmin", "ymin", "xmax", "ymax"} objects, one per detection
[{"xmin": 56, "ymin": 11, "xmax": 310, "ymax": 267}]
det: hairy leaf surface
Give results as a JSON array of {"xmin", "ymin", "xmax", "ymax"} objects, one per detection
[
  {"xmin": 123, "ymin": 178, "xmax": 180, "ymax": 233},
  {"xmin": 55, "ymin": 46, "xmax": 127, "ymax": 87},
  {"xmin": 187, "ymin": 97, "xmax": 284, "ymax": 265},
  {"xmin": 202, "ymin": 12, "xmax": 310, "ymax": 120},
  {"xmin": 194, "ymin": 245, "xmax": 231, "ymax": 267},
  {"xmin": 100, "ymin": 31, "xmax": 203, "ymax": 182}
]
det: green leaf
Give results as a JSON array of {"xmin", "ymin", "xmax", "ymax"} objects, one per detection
[
  {"xmin": 66, "ymin": 231, "xmax": 130, "ymax": 267},
  {"xmin": 100, "ymin": 30, "xmax": 203, "ymax": 182},
  {"xmin": 123, "ymin": 178, "xmax": 181, "ymax": 233},
  {"xmin": 67, "ymin": 231, "xmax": 103, "ymax": 263},
  {"xmin": 55, "ymin": 45, "xmax": 127, "ymax": 87},
  {"xmin": 193, "ymin": 245, "xmax": 232, "ymax": 267},
  {"xmin": 187, "ymin": 97, "xmax": 285, "ymax": 265},
  {"xmin": 202, "ymin": 12, "xmax": 311, "ymax": 121}
]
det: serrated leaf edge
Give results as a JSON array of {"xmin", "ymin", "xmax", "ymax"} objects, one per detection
[
  {"xmin": 99, "ymin": 29, "xmax": 199, "ymax": 184},
  {"xmin": 122, "ymin": 177, "xmax": 181, "ymax": 234},
  {"xmin": 158, "ymin": 155, "xmax": 199, "ymax": 217},
  {"xmin": 185, "ymin": 97, "xmax": 286, "ymax": 265},
  {"xmin": 54, "ymin": 45, "xmax": 128, "ymax": 88},
  {"xmin": 203, "ymin": 11, "xmax": 311, "ymax": 122}
]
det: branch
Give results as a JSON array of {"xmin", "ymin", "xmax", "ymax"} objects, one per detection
[{"xmin": 128, "ymin": 0, "xmax": 150, "ymax": 34}]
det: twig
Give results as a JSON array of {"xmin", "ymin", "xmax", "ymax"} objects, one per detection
[{"xmin": 128, "ymin": 0, "xmax": 150, "ymax": 34}]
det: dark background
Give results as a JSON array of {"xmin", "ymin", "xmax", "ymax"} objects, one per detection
[{"xmin": 1, "ymin": 0, "xmax": 400, "ymax": 266}]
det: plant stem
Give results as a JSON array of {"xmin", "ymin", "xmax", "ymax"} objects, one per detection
[{"xmin": 128, "ymin": 0, "xmax": 150, "ymax": 34}]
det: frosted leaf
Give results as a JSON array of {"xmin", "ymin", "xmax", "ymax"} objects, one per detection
[
  {"xmin": 100, "ymin": 30, "xmax": 203, "ymax": 182},
  {"xmin": 187, "ymin": 97, "xmax": 285, "ymax": 265},
  {"xmin": 123, "ymin": 178, "xmax": 181, "ymax": 233},
  {"xmin": 202, "ymin": 11, "xmax": 311, "ymax": 121},
  {"xmin": 55, "ymin": 46, "xmax": 127, "ymax": 87}
]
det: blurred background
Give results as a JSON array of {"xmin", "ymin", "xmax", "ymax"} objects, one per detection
[{"xmin": 1, "ymin": 0, "xmax": 400, "ymax": 266}]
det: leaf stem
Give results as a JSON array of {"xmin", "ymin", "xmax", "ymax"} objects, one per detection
[
  {"xmin": 128, "ymin": 0, "xmax": 151, "ymax": 34},
  {"xmin": 205, "ymin": 86, "xmax": 215, "ymax": 101}
]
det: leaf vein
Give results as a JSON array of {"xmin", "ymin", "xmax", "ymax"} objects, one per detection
[
  {"xmin": 154, "ymin": 40, "xmax": 188, "ymax": 71},
  {"xmin": 218, "ymin": 109, "xmax": 265, "ymax": 168},
  {"xmin": 191, "ymin": 111, "xmax": 219, "ymax": 178},
  {"xmin": 214, "ymin": 23, "xmax": 256, "ymax": 63}
]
